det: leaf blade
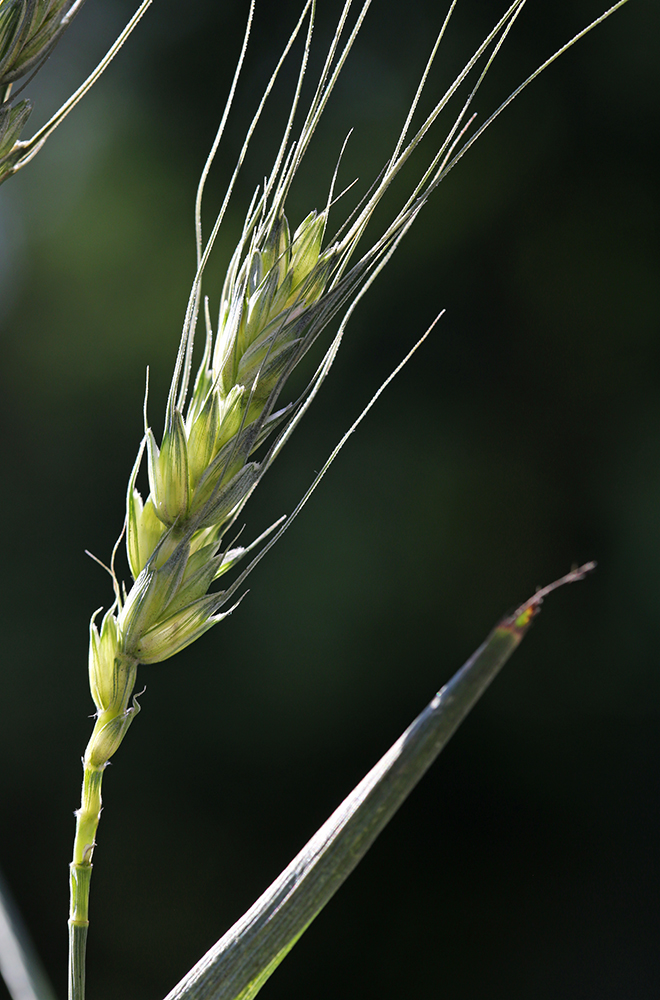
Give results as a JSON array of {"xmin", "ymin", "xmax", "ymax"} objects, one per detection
[{"xmin": 164, "ymin": 564, "xmax": 594, "ymax": 1000}]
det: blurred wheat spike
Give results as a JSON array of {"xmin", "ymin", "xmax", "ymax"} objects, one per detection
[
  {"xmin": 0, "ymin": 0, "xmax": 150, "ymax": 183},
  {"xmin": 0, "ymin": 1, "xmax": 85, "ymax": 164},
  {"xmin": 0, "ymin": 0, "xmax": 84, "ymax": 87}
]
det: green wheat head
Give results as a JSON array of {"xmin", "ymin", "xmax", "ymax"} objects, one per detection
[
  {"xmin": 86, "ymin": 0, "xmax": 631, "ymax": 736},
  {"xmin": 79, "ymin": 0, "xmax": 631, "ymax": 849},
  {"xmin": 86, "ymin": 0, "xmax": 520, "ymax": 731}
]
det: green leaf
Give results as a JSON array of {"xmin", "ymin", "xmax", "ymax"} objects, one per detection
[{"xmin": 163, "ymin": 564, "xmax": 594, "ymax": 1000}]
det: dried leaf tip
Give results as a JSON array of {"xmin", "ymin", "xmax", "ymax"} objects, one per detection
[{"xmin": 506, "ymin": 561, "xmax": 597, "ymax": 635}]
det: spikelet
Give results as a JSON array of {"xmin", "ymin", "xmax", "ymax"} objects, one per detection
[
  {"xmin": 0, "ymin": 96, "xmax": 30, "ymax": 160},
  {"xmin": 0, "ymin": 0, "xmax": 85, "ymax": 87}
]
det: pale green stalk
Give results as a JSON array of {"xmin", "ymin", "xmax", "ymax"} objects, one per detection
[{"xmin": 68, "ymin": 653, "xmax": 139, "ymax": 1000}]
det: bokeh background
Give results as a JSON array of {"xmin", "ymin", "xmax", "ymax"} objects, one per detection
[{"xmin": 1, "ymin": 1, "xmax": 658, "ymax": 998}]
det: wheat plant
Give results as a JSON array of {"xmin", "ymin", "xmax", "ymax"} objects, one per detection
[{"xmin": 0, "ymin": 1, "xmax": 634, "ymax": 999}]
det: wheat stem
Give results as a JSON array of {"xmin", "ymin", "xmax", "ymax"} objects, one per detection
[{"xmin": 68, "ymin": 655, "xmax": 139, "ymax": 1000}]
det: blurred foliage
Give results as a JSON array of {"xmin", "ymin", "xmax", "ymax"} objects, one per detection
[{"xmin": 0, "ymin": 1, "xmax": 658, "ymax": 999}]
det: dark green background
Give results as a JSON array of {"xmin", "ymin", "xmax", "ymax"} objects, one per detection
[{"xmin": 1, "ymin": 1, "xmax": 658, "ymax": 998}]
